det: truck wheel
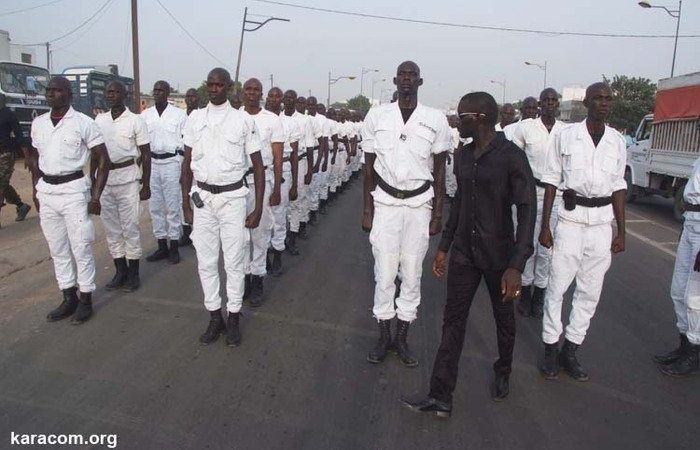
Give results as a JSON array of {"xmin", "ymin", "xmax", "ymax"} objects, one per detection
[
  {"xmin": 673, "ymin": 183, "xmax": 686, "ymax": 223},
  {"xmin": 624, "ymin": 170, "xmax": 637, "ymax": 203}
]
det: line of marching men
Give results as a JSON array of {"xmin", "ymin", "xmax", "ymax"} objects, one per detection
[{"xmin": 26, "ymin": 69, "xmax": 364, "ymax": 347}]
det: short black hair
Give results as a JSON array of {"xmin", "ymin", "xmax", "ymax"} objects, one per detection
[
  {"xmin": 208, "ymin": 68, "xmax": 231, "ymax": 83},
  {"xmin": 459, "ymin": 92, "xmax": 498, "ymax": 126}
]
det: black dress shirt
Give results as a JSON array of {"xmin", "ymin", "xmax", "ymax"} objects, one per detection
[
  {"xmin": 0, "ymin": 107, "xmax": 22, "ymax": 153},
  {"xmin": 438, "ymin": 132, "xmax": 536, "ymax": 272}
]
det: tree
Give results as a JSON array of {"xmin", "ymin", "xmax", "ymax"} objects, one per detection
[
  {"xmin": 604, "ymin": 75, "xmax": 656, "ymax": 134},
  {"xmin": 346, "ymin": 95, "xmax": 371, "ymax": 115}
]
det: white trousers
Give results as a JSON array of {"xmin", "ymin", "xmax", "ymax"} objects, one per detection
[
  {"xmin": 369, "ymin": 202, "xmax": 432, "ymax": 322},
  {"xmin": 149, "ymin": 162, "xmax": 182, "ymax": 240},
  {"xmin": 245, "ymin": 178, "xmax": 273, "ymax": 276},
  {"xmin": 191, "ymin": 192, "xmax": 247, "ymax": 313},
  {"xmin": 318, "ymin": 168, "xmax": 329, "ymax": 201},
  {"xmin": 445, "ymin": 156, "xmax": 457, "ymax": 198},
  {"xmin": 670, "ymin": 221, "xmax": 700, "ymax": 345},
  {"xmin": 270, "ymin": 168, "xmax": 291, "ymax": 251},
  {"xmin": 308, "ymin": 171, "xmax": 320, "ymax": 212},
  {"xmin": 522, "ymin": 195, "xmax": 560, "ymax": 288},
  {"xmin": 542, "ymin": 219, "xmax": 612, "ymax": 345},
  {"xmin": 100, "ymin": 181, "xmax": 142, "ymax": 260},
  {"xmin": 341, "ymin": 153, "xmax": 351, "ymax": 182},
  {"xmin": 329, "ymin": 157, "xmax": 340, "ymax": 193},
  {"xmin": 38, "ymin": 191, "xmax": 96, "ymax": 293},
  {"xmin": 289, "ymin": 162, "xmax": 309, "ymax": 232}
]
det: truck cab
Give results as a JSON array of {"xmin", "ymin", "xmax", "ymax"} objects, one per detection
[{"xmin": 626, "ymin": 114, "xmax": 653, "ymax": 196}]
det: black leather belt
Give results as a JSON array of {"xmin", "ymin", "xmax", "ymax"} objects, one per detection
[
  {"xmin": 562, "ymin": 189, "xmax": 612, "ymax": 211},
  {"xmin": 376, "ymin": 175, "xmax": 431, "ymax": 200},
  {"xmin": 151, "ymin": 152, "xmax": 177, "ymax": 160},
  {"xmin": 298, "ymin": 152, "xmax": 307, "ymax": 159},
  {"xmin": 684, "ymin": 203, "xmax": 700, "ymax": 212},
  {"xmin": 109, "ymin": 159, "xmax": 135, "ymax": 170},
  {"xmin": 283, "ymin": 156, "xmax": 291, "ymax": 163},
  {"xmin": 197, "ymin": 180, "xmax": 244, "ymax": 194},
  {"xmin": 176, "ymin": 149, "xmax": 185, "ymax": 157},
  {"xmin": 309, "ymin": 146, "xmax": 319, "ymax": 151},
  {"xmin": 534, "ymin": 178, "xmax": 547, "ymax": 188},
  {"xmin": 42, "ymin": 170, "xmax": 84, "ymax": 185}
]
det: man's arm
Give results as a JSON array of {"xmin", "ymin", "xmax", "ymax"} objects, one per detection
[
  {"xmin": 138, "ymin": 143, "xmax": 151, "ymax": 200},
  {"xmin": 539, "ymin": 185, "xmax": 557, "ymax": 249},
  {"xmin": 611, "ymin": 190, "xmax": 626, "ymax": 253},
  {"xmin": 88, "ymin": 144, "xmax": 110, "ymax": 215},
  {"xmin": 362, "ymin": 152, "xmax": 377, "ymax": 232},
  {"xmin": 180, "ymin": 145, "xmax": 194, "ymax": 224},
  {"xmin": 430, "ymin": 152, "xmax": 446, "ymax": 235},
  {"xmin": 270, "ymin": 141, "xmax": 283, "ymax": 206},
  {"xmin": 434, "ymin": 161, "xmax": 461, "ymax": 278},
  {"xmin": 289, "ymin": 141, "xmax": 299, "ymax": 201},
  {"xmin": 246, "ymin": 151, "xmax": 265, "ymax": 228}
]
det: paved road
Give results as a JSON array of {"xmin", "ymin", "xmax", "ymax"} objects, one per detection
[{"xmin": 0, "ymin": 167, "xmax": 698, "ymax": 449}]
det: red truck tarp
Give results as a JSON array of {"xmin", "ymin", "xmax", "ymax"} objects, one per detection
[{"xmin": 654, "ymin": 85, "xmax": 700, "ymax": 122}]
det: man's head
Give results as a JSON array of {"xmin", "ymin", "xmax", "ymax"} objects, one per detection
[
  {"xmin": 584, "ymin": 82, "xmax": 613, "ymax": 122},
  {"xmin": 499, "ymin": 103, "xmax": 516, "ymax": 126},
  {"xmin": 457, "ymin": 92, "xmax": 498, "ymax": 138},
  {"xmin": 327, "ymin": 107, "xmax": 336, "ymax": 120},
  {"xmin": 521, "ymin": 96, "xmax": 539, "ymax": 120},
  {"xmin": 307, "ymin": 96, "xmax": 318, "ymax": 115},
  {"xmin": 339, "ymin": 108, "xmax": 349, "ymax": 122},
  {"xmin": 185, "ymin": 88, "xmax": 199, "ymax": 110},
  {"xmin": 283, "ymin": 89, "xmax": 297, "ymax": 112},
  {"xmin": 394, "ymin": 61, "xmax": 422, "ymax": 97},
  {"xmin": 207, "ymin": 68, "xmax": 232, "ymax": 106},
  {"xmin": 230, "ymin": 91, "xmax": 242, "ymax": 109},
  {"xmin": 296, "ymin": 96, "xmax": 307, "ymax": 114},
  {"xmin": 266, "ymin": 87, "xmax": 283, "ymax": 112},
  {"xmin": 539, "ymin": 88, "xmax": 559, "ymax": 119},
  {"xmin": 243, "ymin": 78, "xmax": 263, "ymax": 108},
  {"xmin": 317, "ymin": 103, "xmax": 326, "ymax": 116},
  {"xmin": 152, "ymin": 80, "xmax": 170, "ymax": 105},
  {"xmin": 105, "ymin": 80, "xmax": 126, "ymax": 109},
  {"xmin": 46, "ymin": 76, "xmax": 73, "ymax": 109}
]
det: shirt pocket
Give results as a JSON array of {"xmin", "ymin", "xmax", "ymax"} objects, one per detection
[
  {"xmin": 601, "ymin": 153, "xmax": 619, "ymax": 175},
  {"xmin": 561, "ymin": 145, "xmax": 584, "ymax": 172},
  {"xmin": 117, "ymin": 131, "xmax": 135, "ymax": 153},
  {"xmin": 374, "ymin": 123, "xmax": 395, "ymax": 150},
  {"xmin": 61, "ymin": 130, "xmax": 83, "ymax": 161},
  {"xmin": 221, "ymin": 130, "xmax": 246, "ymax": 170},
  {"xmin": 410, "ymin": 126, "xmax": 436, "ymax": 160}
]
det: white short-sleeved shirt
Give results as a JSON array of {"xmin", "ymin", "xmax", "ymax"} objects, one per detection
[
  {"xmin": 95, "ymin": 108, "xmax": 150, "ymax": 186},
  {"xmin": 308, "ymin": 114, "xmax": 329, "ymax": 157},
  {"xmin": 502, "ymin": 120, "xmax": 522, "ymax": 141},
  {"xmin": 31, "ymin": 106, "xmax": 104, "ymax": 194},
  {"xmin": 242, "ymin": 108, "xmax": 285, "ymax": 180},
  {"xmin": 361, "ymin": 102, "xmax": 452, "ymax": 206},
  {"xmin": 449, "ymin": 127, "xmax": 460, "ymax": 154},
  {"xmin": 292, "ymin": 111, "xmax": 314, "ymax": 152},
  {"xmin": 511, "ymin": 117, "xmax": 564, "ymax": 182},
  {"xmin": 183, "ymin": 102, "xmax": 261, "ymax": 196},
  {"xmin": 278, "ymin": 111, "xmax": 301, "ymax": 159},
  {"xmin": 541, "ymin": 120, "xmax": 627, "ymax": 225},
  {"xmin": 306, "ymin": 113, "xmax": 324, "ymax": 147},
  {"xmin": 684, "ymin": 157, "xmax": 700, "ymax": 223},
  {"xmin": 141, "ymin": 103, "xmax": 187, "ymax": 164}
]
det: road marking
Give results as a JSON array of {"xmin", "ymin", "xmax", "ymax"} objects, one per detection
[
  {"xmin": 626, "ymin": 212, "xmax": 680, "ymax": 234},
  {"xmin": 627, "ymin": 228, "xmax": 677, "ymax": 258}
]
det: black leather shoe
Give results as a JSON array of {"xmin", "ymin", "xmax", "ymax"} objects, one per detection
[
  {"xmin": 367, "ymin": 320, "xmax": 392, "ymax": 363},
  {"xmin": 540, "ymin": 342, "xmax": 559, "ymax": 380},
  {"xmin": 146, "ymin": 239, "xmax": 169, "ymax": 262},
  {"xmin": 105, "ymin": 257, "xmax": 128, "ymax": 291},
  {"xmin": 225, "ymin": 312, "xmax": 242, "ymax": 347},
  {"xmin": 248, "ymin": 275, "xmax": 264, "ymax": 307},
  {"xmin": 122, "ymin": 259, "xmax": 140, "ymax": 292},
  {"xmin": 179, "ymin": 224, "xmax": 193, "ymax": 247},
  {"xmin": 659, "ymin": 343, "xmax": 699, "ymax": 377},
  {"xmin": 517, "ymin": 285, "xmax": 532, "ymax": 317},
  {"xmin": 492, "ymin": 373, "xmax": 510, "ymax": 401},
  {"xmin": 654, "ymin": 334, "xmax": 690, "ymax": 365},
  {"xmin": 200, "ymin": 309, "xmax": 226, "ymax": 345},
  {"xmin": 299, "ymin": 222, "xmax": 308, "ymax": 240},
  {"xmin": 530, "ymin": 287, "xmax": 545, "ymax": 319},
  {"xmin": 393, "ymin": 319, "xmax": 418, "ymax": 368},
  {"xmin": 15, "ymin": 203, "xmax": 31, "ymax": 222},
  {"xmin": 270, "ymin": 249, "xmax": 282, "ymax": 276},
  {"xmin": 70, "ymin": 292, "xmax": 93, "ymax": 325},
  {"xmin": 401, "ymin": 397, "xmax": 452, "ymax": 419},
  {"xmin": 309, "ymin": 210, "xmax": 318, "ymax": 226},
  {"xmin": 559, "ymin": 339, "xmax": 589, "ymax": 382},
  {"xmin": 319, "ymin": 200, "xmax": 327, "ymax": 215},
  {"xmin": 47, "ymin": 287, "xmax": 79, "ymax": 322},
  {"xmin": 286, "ymin": 231, "xmax": 300, "ymax": 256},
  {"xmin": 168, "ymin": 240, "xmax": 180, "ymax": 264}
]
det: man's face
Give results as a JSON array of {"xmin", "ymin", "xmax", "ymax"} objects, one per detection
[
  {"xmin": 207, "ymin": 73, "xmax": 230, "ymax": 105},
  {"xmin": 105, "ymin": 83, "xmax": 125, "ymax": 109},
  {"xmin": 539, "ymin": 91, "xmax": 559, "ymax": 117},
  {"xmin": 46, "ymin": 79, "xmax": 71, "ymax": 109},
  {"xmin": 185, "ymin": 90, "xmax": 199, "ymax": 109},
  {"xmin": 457, "ymin": 102, "xmax": 484, "ymax": 139},
  {"xmin": 230, "ymin": 94, "xmax": 242, "ymax": 109},
  {"xmin": 152, "ymin": 82, "xmax": 169, "ymax": 104},
  {"xmin": 283, "ymin": 91, "xmax": 297, "ymax": 111},
  {"xmin": 500, "ymin": 105, "xmax": 516, "ymax": 125},
  {"xmin": 295, "ymin": 97, "xmax": 306, "ymax": 114},
  {"xmin": 584, "ymin": 85, "xmax": 613, "ymax": 121},
  {"xmin": 394, "ymin": 63, "xmax": 422, "ymax": 96},
  {"xmin": 521, "ymin": 100, "xmax": 539, "ymax": 120},
  {"xmin": 267, "ymin": 89, "xmax": 283, "ymax": 111},
  {"xmin": 317, "ymin": 104, "xmax": 326, "ymax": 116},
  {"xmin": 307, "ymin": 98, "xmax": 317, "ymax": 115},
  {"xmin": 243, "ymin": 80, "xmax": 262, "ymax": 107},
  {"xmin": 327, "ymin": 109, "xmax": 336, "ymax": 120}
]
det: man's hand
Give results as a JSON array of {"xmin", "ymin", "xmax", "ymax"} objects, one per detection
[
  {"xmin": 501, "ymin": 268, "xmax": 522, "ymax": 302},
  {"xmin": 270, "ymin": 189, "xmax": 281, "ymax": 207},
  {"xmin": 87, "ymin": 199, "xmax": 101, "ymax": 215},
  {"xmin": 183, "ymin": 203, "xmax": 193, "ymax": 225},
  {"xmin": 429, "ymin": 217, "xmax": 442, "ymax": 236},
  {"xmin": 33, "ymin": 192, "xmax": 40, "ymax": 213},
  {"xmin": 245, "ymin": 209, "xmax": 262, "ymax": 229},
  {"xmin": 322, "ymin": 161, "xmax": 328, "ymax": 172},
  {"xmin": 432, "ymin": 250, "xmax": 447, "ymax": 278},
  {"xmin": 304, "ymin": 173, "xmax": 312, "ymax": 185},
  {"xmin": 539, "ymin": 226, "xmax": 553, "ymax": 249},
  {"xmin": 611, "ymin": 234, "xmax": 625, "ymax": 254},
  {"xmin": 331, "ymin": 156, "xmax": 336, "ymax": 165},
  {"xmin": 694, "ymin": 250, "xmax": 700, "ymax": 272},
  {"xmin": 139, "ymin": 185, "xmax": 151, "ymax": 201},
  {"xmin": 289, "ymin": 184, "xmax": 298, "ymax": 201},
  {"xmin": 346, "ymin": 156, "xmax": 351, "ymax": 165},
  {"xmin": 362, "ymin": 209, "xmax": 373, "ymax": 232}
]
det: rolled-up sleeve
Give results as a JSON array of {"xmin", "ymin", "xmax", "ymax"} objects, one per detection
[
  {"xmin": 612, "ymin": 136, "xmax": 628, "ymax": 192},
  {"xmin": 361, "ymin": 108, "xmax": 378, "ymax": 154},
  {"xmin": 540, "ymin": 129, "xmax": 563, "ymax": 188},
  {"xmin": 508, "ymin": 150, "xmax": 536, "ymax": 272}
]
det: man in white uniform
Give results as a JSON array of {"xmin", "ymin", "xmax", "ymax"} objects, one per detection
[
  {"xmin": 362, "ymin": 61, "xmax": 451, "ymax": 367},
  {"xmin": 538, "ymin": 82, "xmax": 626, "ymax": 382},
  {"xmin": 654, "ymin": 157, "xmax": 700, "ymax": 376},
  {"xmin": 29, "ymin": 77, "xmax": 110, "ymax": 324},
  {"xmin": 289, "ymin": 94, "xmax": 314, "ymax": 241},
  {"xmin": 495, "ymin": 103, "xmax": 516, "ymax": 133},
  {"xmin": 95, "ymin": 81, "xmax": 151, "ymax": 292},
  {"xmin": 326, "ymin": 108, "xmax": 342, "ymax": 202},
  {"xmin": 445, "ymin": 115, "xmax": 459, "ymax": 200},
  {"xmin": 141, "ymin": 80, "xmax": 187, "ymax": 265},
  {"xmin": 503, "ymin": 96, "xmax": 538, "ymax": 141},
  {"xmin": 510, "ymin": 88, "xmax": 563, "ymax": 318},
  {"xmin": 181, "ymin": 68, "xmax": 264, "ymax": 346},
  {"xmin": 316, "ymin": 103, "xmax": 333, "ymax": 215},
  {"xmin": 306, "ymin": 97, "xmax": 328, "ymax": 225},
  {"xmin": 241, "ymin": 78, "xmax": 285, "ymax": 306}
]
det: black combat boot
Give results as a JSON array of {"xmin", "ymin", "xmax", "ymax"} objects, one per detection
[
  {"xmin": 225, "ymin": 312, "xmax": 242, "ymax": 347},
  {"xmin": 46, "ymin": 287, "xmax": 79, "ymax": 322},
  {"xmin": 248, "ymin": 275, "xmax": 264, "ymax": 307},
  {"xmin": 122, "ymin": 259, "xmax": 140, "ymax": 292},
  {"xmin": 15, "ymin": 203, "xmax": 31, "ymax": 222},
  {"xmin": 659, "ymin": 343, "xmax": 699, "ymax": 377},
  {"xmin": 105, "ymin": 257, "xmax": 128, "ymax": 291},
  {"xmin": 530, "ymin": 286, "xmax": 545, "ymax": 319},
  {"xmin": 367, "ymin": 320, "xmax": 392, "ymax": 364},
  {"xmin": 654, "ymin": 333, "xmax": 690, "ymax": 365},
  {"xmin": 540, "ymin": 342, "xmax": 559, "ymax": 380},
  {"xmin": 559, "ymin": 339, "xmax": 589, "ymax": 382},
  {"xmin": 393, "ymin": 319, "xmax": 418, "ymax": 367},
  {"xmin": 168, "ymin": 240, "xmax": 180, "ymax": 264},
  {"xmin": 146, "ymin": 239, "xmax": 169, "ymax": 262},
  {"xmin": 179, "ymin": 224, "xmax": 193, "ymax": 247},
  {"xmin": 492, "ymin": 373, "xmax": 510, "ymax": 401},
  {"xmin": 270, "ymin": 249, "xmax": 283, "ymax": 276},
  {"xmin": 199, "ymin": 309, "xmax": 226, "ymax": 345},
  {"xmin": 299, "ymin": 222, "xmax": 308, "ymax": 240},
  {"xmin": 243, "ymin": 274, "xmax": 251, "ymax": 300},
  {"xmin": 401, "ymin": 397, "xmax": 452, "ymax": 419},
  {"xmin": 266, "ymin": 248, "xmax": 273, "ymax": 272},
  {"xmin": 319, "ymin": 199, "xmax": 327, "ymax": 215},
  {"xmin": 517, "ymin": 285, "xmax": 532, "ymax": 317},
  {"xmin": 286, "ymin": 231, "xmax": 300, "ymax": 256},
  {"xmin": 71, "ymin": 292, "xmax": 93, "ymax": 325},
  {"xmin": 309, "ymin": 210, "xmax": 318, "ymax": 226}
]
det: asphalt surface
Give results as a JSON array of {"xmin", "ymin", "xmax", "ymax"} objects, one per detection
[{"xmin": 0, "ymin": 167, "xmax": 698, "ymax": 449}]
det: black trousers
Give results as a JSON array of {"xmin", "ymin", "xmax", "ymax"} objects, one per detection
[{"xmin": 429, "ymin": 252, "xmax": 516, "ymax": 403}]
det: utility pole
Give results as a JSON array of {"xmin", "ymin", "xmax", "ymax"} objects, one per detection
[
  {"xmin": 45, "ymin": 42, "xmax": 50, "ymax": 71},
  {"xmin": 270, "ymin": 74, "xmax": 274, "ymax": 90},
  {"xmin": 131, "ymin": 0, "xmax": 141, "ymax": 111}
]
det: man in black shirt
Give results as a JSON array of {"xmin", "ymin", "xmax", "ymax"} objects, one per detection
[
  {"xmin": 0, "ymin": 94, "xmax": 32, "ymax": 226},
  {"xmin": 403, "ymin": 92, "xmax": 535, "ymax": 418}
]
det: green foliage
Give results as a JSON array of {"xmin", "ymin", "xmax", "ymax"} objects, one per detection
[
  {"xmin": 604, "ymin": 75, "xmax": 656, "ymax": 134},
  {"xmin": 346, "ymin": 95, "xmax": 371, "ymax": 114}
]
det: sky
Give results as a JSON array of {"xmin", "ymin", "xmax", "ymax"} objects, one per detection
[{"xmin": 1, "ymin": 0, "xmax": 699, "ymax": 110}]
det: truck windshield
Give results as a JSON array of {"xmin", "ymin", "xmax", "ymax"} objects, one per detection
[{"xmin": 0, "ymin": 63, "xmax": 49, "ymax": 95}]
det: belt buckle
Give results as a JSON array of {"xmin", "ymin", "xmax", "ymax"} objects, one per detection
[{"xmin": 395, "ymin": 191, "xmax": 405, "ymax": 199}]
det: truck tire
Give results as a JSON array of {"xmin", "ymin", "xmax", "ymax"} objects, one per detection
[
  {"xmin": 624, "ymin": 169, "xmax": 637, "ymax": 203},
  {"xmin": 674, "ymin": 182, "xmax": 686, "ymax": 223}
]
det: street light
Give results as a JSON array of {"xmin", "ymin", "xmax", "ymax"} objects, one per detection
[
  {"xmin": 234, "ymin": 7, "xmax": 290, "ymax": 89},
  {"xmin": 327, "ymin": 72, "xmax": 356, "ymax": 107},
  {"xmin": 371, "ymin": 77, "xmax": 386, "ymax": 104},
  {"xmin": 360, "ymin": 67, "xmax": 379, "ymax": 96},
  {"xmin": 639, "ymin": 1, "xmax": 682, "ymax": 77},
  {"xmin": 490, "ymin": 79, "xmax": 506, "ymax": 104},
  {"xmin": 525, "ymin": 60, "xmax": 548, "ymax": 90}
]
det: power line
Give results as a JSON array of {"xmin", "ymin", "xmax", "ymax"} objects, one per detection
[
  {"xmin": 253, "ymin": 0, "xmax": 700, "ymax": 39},
  {"xmin": 155, "ymin": 0, "xmax": 232, "ymax": 70},
  {"xmin": 51, "ymin": 0, "xmax": 117, "ymax": 52},
  {"xmin": 15, "ymin": 0, "xmax": 115, "ymax": 45},
  {"xmin": 0, "ymin": 0, "xmax": 65, "ymax": 18}
]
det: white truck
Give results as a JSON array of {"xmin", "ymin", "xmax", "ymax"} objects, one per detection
[{"xmin": 626, "ymin": 72, "xmax": 700, "ymax": 221}]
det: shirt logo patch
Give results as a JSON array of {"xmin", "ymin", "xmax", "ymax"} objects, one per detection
[
  {"xmin": 419, "ymin": 122, "xmax": 436, "ymax": 133},
  {"xmin": 400, "ymin": 134, "xmax": 407, "ymax": 141}
]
